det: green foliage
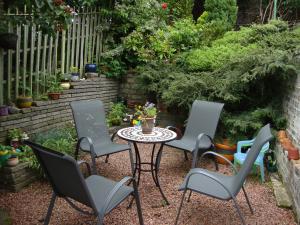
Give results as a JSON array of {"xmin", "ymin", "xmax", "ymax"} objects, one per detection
[
  {"xmin": 47, "ymin": 75, "xmax": 63, "ymax": 93},
  {"xmin": 7, "ymin": 128, "xmax": 23, "ymax": 140},
  {"xmin": 137, "ymin": 21, "xmax": 299, "ymax": 141},
  {"xmin": 107, "ymin": 102, "xmax": 127, "ymax": 127},
  {"xmin": 28, "ymin": 124, "xmax": 77, "ymax": 174},
  {"xmin": 204, "ymin": 0, "xmax": 237, "ymax": 29},
  {"xmin": 135, "ymin": 102, "xmax": 157, "ymax": 118}
]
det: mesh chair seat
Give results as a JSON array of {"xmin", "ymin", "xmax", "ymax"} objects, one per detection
[
  {"xmin": 166, "ymin": 136, "xmax": 212, "ymax": 152},
  {"xmin": 86, "ymin": 175, "xmax": 133, "ymax": 214},
  {"xmin": 81, "ymin": 141, "xmax": 130, "ymax": 157},
  {"xmin": 179, "ymin": 168, "xmax": 237, "ymax": 200}
]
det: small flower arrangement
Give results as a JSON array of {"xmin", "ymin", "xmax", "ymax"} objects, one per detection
[{"xmin": 135, "ymin": 102, "xmax": 157, "ymax": 119}]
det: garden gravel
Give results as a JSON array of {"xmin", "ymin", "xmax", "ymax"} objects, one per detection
[{"xmin": 0, "ymin": 139, "xmax": 296, "ymax": 225}]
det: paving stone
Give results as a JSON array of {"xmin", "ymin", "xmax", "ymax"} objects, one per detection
[{"xmin": 270, "ymin": 174, "xmax": 292, "ymax": 208}]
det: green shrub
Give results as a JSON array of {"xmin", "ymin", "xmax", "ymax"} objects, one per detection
[{"xmin": 107, "ymin": 102, "xmax": 127, "ymax": 127}]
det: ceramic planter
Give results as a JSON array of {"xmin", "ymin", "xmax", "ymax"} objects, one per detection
[
  {"xmin": 60, "ymin": 82, "xmax": 71, "ymax": 89},
  {"xmin": 141, "ymin": 118, "xmax": 155, "ymax": 134},
  {"xmin": 85, "ymin": 63, "xmax": 97, "ymax": 73},
  {"xmin": 16, "ymin": 96, "xmax": 33, "ymax": 108},
  {"xmin": 7, "ymin": 157, "xmax": 19, "ymax": 167},
  {"xmin": 71, "ymin": 73, "xmax": 80, "ymax": 81},
  {"xmin": 215, "ymin": 140, "xmax": 237, "ymax": 165},
  {"xmin": 0, "ymin": 105, "xmax": 9, "ymax": 116},
  {"xmin": 48, "ymin": 92, "xmax": 60, "ymax": 100}
]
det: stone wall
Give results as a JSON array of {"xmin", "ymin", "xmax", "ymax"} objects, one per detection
[
  {"xmin": 275, "ymin": 145, "xmax": 300, "ymax": 223},
  {"xmin": 283, "ymin": 75, "xmax": 300, "ymax": 147},
  {"xmin": 276, "ymin": 74, "xmax": 300, "ymax": 223},
  {"xmin": 0, "ymin": 75, "xmax": 120, "ymax": 144}
]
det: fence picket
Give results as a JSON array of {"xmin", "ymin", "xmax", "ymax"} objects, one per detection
[
  {"xmin": 29, "ymin": 25, "xmax": 36, "ymax": 96},
  {"xmin": 1, "ymin": 8, "xmax": 104, "ymax": 104},
  {"xmin": 7, "ymin": 22, "xmax": 13, "ymax": 101}
]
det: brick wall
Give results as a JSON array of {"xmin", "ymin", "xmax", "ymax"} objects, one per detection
[
  {"xmin": 283, "ymin": 75, "xmax": 300, "ymax": 147},
  {"xmin": 276, "ymin": 74, "xmax": 300, "ymax": 223},
  {"xmin": 0, "ymin": 75, "xmax": 120, "ymax": 143}
]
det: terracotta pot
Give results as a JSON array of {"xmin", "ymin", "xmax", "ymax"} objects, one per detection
[
  {"xmin": 141, "ymin": 117, "xmax": 155, "ymax": 134},
  {"xmin": 277, "ymin": 130, "xmax": 286, "ymax": 140},
  {"xmin": 215, "ymin": 140, "xmax": 237, "ymax": 165},
  {"xmin": 281, "ymin": 138, "xmax": 293, "ymax": 150},
  {"xmin": 48, "ymin": 92, "xmax": 60, "ymax": 100},
  {"xmin": 6, "ymin": 157, "xmax": 19, "ymax": 166},
  {"xmin": 288, "ymin": 147, "xmax": 299, "ymax": 160}
]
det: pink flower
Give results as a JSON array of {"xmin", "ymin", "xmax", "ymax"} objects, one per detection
[{"xmin": 161, "ymin": 3, "xmax": 167, "ymax": 10}]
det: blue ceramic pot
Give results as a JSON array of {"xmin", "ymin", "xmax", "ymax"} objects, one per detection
[{"xmin": 85, "ymin": 64, "xmax": 97, "ymax": 73}]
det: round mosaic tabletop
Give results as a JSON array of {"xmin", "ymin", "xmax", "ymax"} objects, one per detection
[{"xmin": 117, "ymin": 127, "xmax": 177, "ymax": 143}]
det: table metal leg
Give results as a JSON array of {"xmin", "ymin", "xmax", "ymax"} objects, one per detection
[
  {"xmin": 133, "ymin": 142, "xmax": 142, "ymax": 187},
  {"xmin": 154, "ymin": 143, "xmax": 169, "ymax": 205},
  {"xmin": 150, "ymin": 144, "xmax": 159, "ymax": 187}
]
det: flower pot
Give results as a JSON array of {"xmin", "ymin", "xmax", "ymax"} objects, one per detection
[
  {"xmin": 281, "ymin": 138, "xmax": 293, "ymax": 151},
  {"xmin": 60, "ymin": 82, "xmax": 71, "ymax": 89},
  {"xmin": 288, "ymin": 147, "xmax": 299, "ymax": 160},
  {"xmin": 16, "ymin": 96, "xmax": 33, "ymax": 108},
  {"xmin": 0, "ymin": 105, "xmax": 9, "ymax": 116},
  {"xmin": 85, "ymin": 63, "xmax": 97, "ymax": 73},
  {"xmin": 215, "ymin": 140, "xmax": 237, "ymax": 165},
  {"xmin": 277, "ymin": 130, "xmax": 286, "ymax": 141},
  {"xmin": 10, "ymin": 138, "xmax": 20, "ymax": 148},
  {"xmin": 71, "ymin": 73, "xmax": 80, "ymax": 81},
  {"xmin": 141, "ymin": 118, "xmax": 155, "ymax": 134},
  {"xmin": 0, "ymin": 33, "xmax": 18, "ymax": 50},
  {"xmin": 6, "ymin": 157, "xmax": 19, "ymax": 167},
  {"xmin": 48, "ymin": 92, "xmax": 60, "ymax": 100}
]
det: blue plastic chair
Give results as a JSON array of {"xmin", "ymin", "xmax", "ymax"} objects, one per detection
[{"xmin": 234, "ymin": 139, "xmax": 269, "ymax": 182}]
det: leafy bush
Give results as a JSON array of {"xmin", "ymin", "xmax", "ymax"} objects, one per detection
[
  {"xmin": 26, "ymin": 124, "xmax": 77, "ymax": 175},
  {"xmin": 107, "ymin": 102, "xmax": 127, "ymax": 126}
]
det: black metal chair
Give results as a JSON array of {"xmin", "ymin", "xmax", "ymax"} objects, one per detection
[
  {"xmin": 164, "ymin": 100, "xmax": 224, "ymax": 168},
  {"xmin": 24, "ymin": 140, "xmax": 144, "ymax": 225},
  {"xmin": 174, "ymin": 124, "xmax": 273, "ymax": 225},
  {"xmin": 70, "ymin": 99, "xmax": 130, "ymax": 174}
]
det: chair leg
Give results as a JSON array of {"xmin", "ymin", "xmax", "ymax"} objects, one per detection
[
  {"xmin": 175, "ymin": 189, "xmax": 188, "ymax": 225},
  {"xmin": 259, "ymin": 162, "xmax": 265, "ymax": 183},
  {"xmin": 105, "ymin": 154, "xmax": 109, "ymax": 163},
  {"xmin": 187, "ymin": 190, "xmax": 192, "ymax": 202},
  {"xmin": 96, "ymin": 215, "xmax": 104, "ymax": 225},
  {"xmin": 232, "ymin": 197, "xmax": 246, "ymax": 225},
  {"xmin": 184, "ymin": 151, "xmax": 188, "ymax": 161},
  {"xmin": 44, "ymin": 192, "xmax": 56, "ymax": 225},
  {"xmin": 133, "ymin": 180, "xmax": 144, "ymax": 225},
  {"xmin": 90, "ymin": 153, "xmax": 97, "ymax": 175},
  {"xmin": 242, "ymin": 186, "xmax": 254, "ymax": 214}
]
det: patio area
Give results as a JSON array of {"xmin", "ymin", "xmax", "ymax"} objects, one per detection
[{"xmin": 0, "ymin": 141, "xmax": 296, "ymax": 225}]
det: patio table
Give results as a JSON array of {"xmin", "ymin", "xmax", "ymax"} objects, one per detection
[{"xmin": 117, "ymin": 126, "xmax": 177, "ymax": 204}]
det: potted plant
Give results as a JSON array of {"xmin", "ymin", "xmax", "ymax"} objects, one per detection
[
  {"xmin": 85, "ymin": 63, "xmax": 98, "ymax": 78},
  {"xmin": 47, "ymin": 75, "xmax": 63, "ymax": 100},
  {"xmin": 8, "ymin": 128, "xmax": 23, "ymax": 148},
  {"xmin": 59, "ymin": 73, "xmax": 71, "ymax": 89},
  {"xmin": 16, "ymin": 84, "xmax": 33, "ymax": 108},
  {"xmin": 70, "ymin": 66, "xmax": 80, "ymax": 81},
  {"xmin": 135, "ymin": 102, "xmax": 157, "ymax": 134}
]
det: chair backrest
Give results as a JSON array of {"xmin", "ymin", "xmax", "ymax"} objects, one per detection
[
  {"xmin": 70, "ymin": 100, "xmax": 111, "ymax": 146},
  {"xmin": 234, "ymin": 124, "xmax": 273, "ymax": 190},
  {"xmin": 184, "ymin": 100, "xmax": 224, "ymax": 140},
  {"xmin": 24, "ymin": 140, "xmax": 97, "ymax": 211}
]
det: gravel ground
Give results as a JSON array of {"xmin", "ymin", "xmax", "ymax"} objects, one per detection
[{"xmin": 0, "ymin": 139, "xmax": 296, "ymax": 225}]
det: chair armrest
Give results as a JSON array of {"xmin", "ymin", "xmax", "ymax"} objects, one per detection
[
  {"xmin": 184, "ymin": 169, "xmax": 234, "ymax": 199},
  {"xmin": 111, "ymin": 130, "xmax": 118, "ymax": 142},
  {"xmin": 166, "ymin": 126, "xmax": 182, "ymax": 139},
  {"xmin": 100, "ymin": 176, "xmax": 133, "ymax": 216},
  {"xmin": 237, "ymin": 139, "xmax": 254, "ymax": 153},
  {"xmin": 199, "ymin": 151, "xmax": 238, "ymax": 174},
  {"xmin": 77, "ymin": 160, "xmax": 92, "ymax": 176},
  {"xmin": 76, "ymin": 137, "xmax": 97, "ymax": 174},
  {"xmin": 192, "ymin": 133, "xmax": 213, "ymax": 168}
]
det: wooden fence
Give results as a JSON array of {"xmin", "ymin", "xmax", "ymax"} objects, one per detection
[{"xmin": 0, "ymin": 8, "xmax": 106, "ymax": 105}]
